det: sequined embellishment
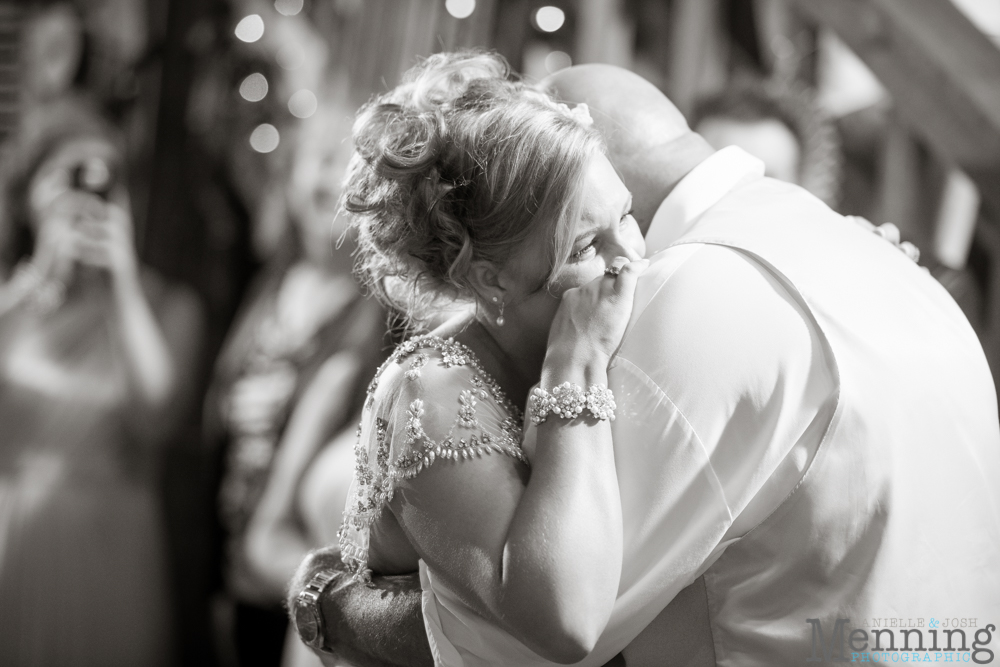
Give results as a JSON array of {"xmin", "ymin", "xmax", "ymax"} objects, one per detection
[
  {"xmin": 340, "ymin": 335, "xmax": 528, "ymax": 582},
  {"xmin": 458, "ymin": 390, "xmax": 479, "ymax": 428},
  {"xmin": 404, "ymin": 354, "xmax": 427, "ymax": 380}
]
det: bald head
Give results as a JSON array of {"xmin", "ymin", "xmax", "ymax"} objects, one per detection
[{"xmin": 543, "ymin": 64, "xmax": 714, "ymax": 233}]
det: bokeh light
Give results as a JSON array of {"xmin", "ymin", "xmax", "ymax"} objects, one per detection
[
  {"xmin": 535, "ymin": 6, "xmax": 565, "ymax": 32},
  {"xmin": 445, "ymin": 0, "xmax": 476, "ymax": 19},
  {"xmin": 544, "ymin": 50, "xmax": 572, "ymax": 73},
  {"xmin": 274, "ymin": 0, "xmax": 304, "ymax": 16},
  {"xmin": 235, "ymin": 14, "xmax": 265, "ymax": 42},
  {"xmin": 276, "ymin": 43, "xmax": 304, "ymax": 70},
  {"xmin": 250, "ymin": 124, "xmax": 280, "ymax": 153},
  {"xmin": 239, "ymin": 73, "xmax": 269, "ymax": 102},
  {"xmin": 288, "ymin": 89, "xmax": 318, "ymax": 119}
]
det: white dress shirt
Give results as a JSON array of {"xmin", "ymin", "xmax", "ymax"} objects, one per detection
[
  {"xmin": 420, "ymin": 147, "xmax": 839, "ymax": 666},
  {"xmin": 615, "ymin": 145, "xmax": 836, "ymax": 555},
  {"xmin": 420, "ymin": 145, "xmax": 1000, "ymax": 666}
]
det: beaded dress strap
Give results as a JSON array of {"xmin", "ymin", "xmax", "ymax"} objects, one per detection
[{"xmin": 339, "ymin": 335, "xmax": 528, "ymax": 581}]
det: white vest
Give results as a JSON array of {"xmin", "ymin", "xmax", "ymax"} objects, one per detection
[
  {"xmin": 659, "ymin": 176, "xmax": 1000, "ymax": 665},
  {"xmin": 421, "ymin": 175, "xmax": 1000, "ymax": 666}
]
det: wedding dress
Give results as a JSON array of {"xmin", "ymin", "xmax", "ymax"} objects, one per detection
[{"xmin": 341, "ymin": 335, "xmax": 634, "ymax": 666}]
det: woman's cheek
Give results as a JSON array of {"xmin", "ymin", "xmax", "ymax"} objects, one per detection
[{"xmin": 553, "ymin": 263, "xmax": 603, "ymax": 292}]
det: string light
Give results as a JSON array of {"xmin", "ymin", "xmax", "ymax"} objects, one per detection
[
  {"xmin": 235, "ymin": 14, "xmax": 265, "ymax": 42},
  {"xmin": 250, "ymin": 124, "xmax": 280, "ymax": 153},
  {"xmin": 535, "ymin": 6, "xmax": 565, "ymax": 32},
  {"xmin": 239, "ymin": 73, "xmax": 268, "ymax": 102},
  {"xmin": 274, "ymin": 0, "xmax": 304, "ymax": 16},
  {"xmin": 445, "ymin": 0, "xmax": 475, "ymax": 19},
  {"xmin": 545, "ymin": 50, "xmax": 572, "ymax": 73},
  {"xmin": 288, "ymin": 89, "xmax": 318, "ymax": 118}
]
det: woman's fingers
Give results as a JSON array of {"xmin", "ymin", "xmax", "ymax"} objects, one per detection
[
  {"xmin": 71, "ymin": 235, "xmax": 112, "ymax": 268},
  {"xmin": 610, "ymin": 258, "xmax": 648, "ymax": 298},
  {"xmin": 604, "ymin": 256, "xmax": 630, "ymax": 277},
  {"xmin": 76, "ymin": 220, "xmax": 111, "ymax": 241}
]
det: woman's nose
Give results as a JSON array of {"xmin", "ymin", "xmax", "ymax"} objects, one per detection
[{"xmin": 611, "ymin": 238, "xmax": 644, "ymax": 262}]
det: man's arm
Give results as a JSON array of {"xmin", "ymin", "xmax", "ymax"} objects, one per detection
[{"xmin": 287, "ymin": 548, "xmax": 433, "ymax": 667}]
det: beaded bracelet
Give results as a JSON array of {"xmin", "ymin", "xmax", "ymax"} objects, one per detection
[{"xmin": 529, "ymin": 382, "xmax": 617, "ymax": 426}]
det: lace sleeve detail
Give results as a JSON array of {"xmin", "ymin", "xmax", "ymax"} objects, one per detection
[{"xmin": 339, "ymin": 335, "xmax": 527, "ymax": 581}]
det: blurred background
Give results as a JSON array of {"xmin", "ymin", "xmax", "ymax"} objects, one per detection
[{"xmin": 0, "ymin": 0, "xmax": 997, "ymax": 666}]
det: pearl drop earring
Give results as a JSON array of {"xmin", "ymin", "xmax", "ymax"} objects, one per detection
[{"xmin": 496, "ymin": 299, "xmax": 505, "ymax": 327}]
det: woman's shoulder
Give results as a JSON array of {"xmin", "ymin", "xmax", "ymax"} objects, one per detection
[
  {"xmin": 342, "ymin": 334, "xmax": 528, "ymax": 579},
  {"xmin": 366, "ymin": 335, "xmax": 521, "ymax": 419},
  {"xmin": 362, "ymin": 335, "xmax": 526, "ymax": 472}
]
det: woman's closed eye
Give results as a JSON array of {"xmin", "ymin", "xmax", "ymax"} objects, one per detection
[
  {"xmin": 571, "ymin": 238, "xmax": 597, "ymax": 262},
  {"xmin": 570, "ymin": 209, "xmax": 635, "ymax": 262}
]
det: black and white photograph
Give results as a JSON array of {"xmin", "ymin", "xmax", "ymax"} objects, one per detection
[{"xmin": 0, "ymin": 0, "xmax": 999, "ymax": 665}]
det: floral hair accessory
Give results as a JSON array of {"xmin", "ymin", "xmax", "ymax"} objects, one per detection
[{"xmin": 554, "ymin": 102, "xmax": 594, "ymax": 127}]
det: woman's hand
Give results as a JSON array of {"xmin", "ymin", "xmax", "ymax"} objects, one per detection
[
  {"xmin": 68, "ymin": 196, "xmax": 141, "ymax": 285},
  {"xmin": 32, "ymin": 189, "xmax": 141, "ymax": 288},
  {"xmin": 29, "ymin": 190, "xmax": 81, "ymax": 286},
  {"xmin": 51, "ymin": 190, "xmax": 182, "ymax": 423},
  {"xmin": 545, "ymin": 256, "xmax": 648, "ymax": 377}
]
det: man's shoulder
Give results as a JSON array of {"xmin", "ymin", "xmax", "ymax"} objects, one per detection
[
  {"xmin": 633, "ymin": 241, "xmax": 779, "ymax": 324},
  {"xmin": 622, "ymin": 241, "xmax": 822, "ymax": 393}
]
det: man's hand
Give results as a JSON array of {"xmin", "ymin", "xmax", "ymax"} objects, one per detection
[
  {"xmin": 848, "ymin": 217, "xmax": 921, "ymax": 263},
  {"xmin": 287, "ymin": 548, "xmax": 432, "ymax": 667},
  {"xmin": 288, "ymin": 549, "xmax": 632, "ymax": 667}
]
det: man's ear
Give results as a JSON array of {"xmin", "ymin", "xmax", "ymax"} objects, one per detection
[{"xmin": 467, "ymin": 259, "xmax": 505, "ymax": 306}]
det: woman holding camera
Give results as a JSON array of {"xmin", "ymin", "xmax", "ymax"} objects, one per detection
[{"xmin": 0, "ymin": 104, "xmax": 202, "ymax": 666}]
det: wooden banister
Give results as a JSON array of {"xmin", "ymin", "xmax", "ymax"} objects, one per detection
[{"xmin": 787, "ymin": 0, "xmax": 1000, "ymax": 215}]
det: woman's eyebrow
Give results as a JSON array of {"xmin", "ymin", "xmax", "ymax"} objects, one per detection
[
  {"xmin": 574, "ymin": 192, "xmax": 635, "ymax": 243},
  {"xmin": 572, "ymin": 223, "xmax": 601, "ymax": 243}
]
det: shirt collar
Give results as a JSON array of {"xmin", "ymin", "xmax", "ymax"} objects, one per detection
[{"xmin": 644, "ymin": 146, "xmax": 766, "ymax": 255}]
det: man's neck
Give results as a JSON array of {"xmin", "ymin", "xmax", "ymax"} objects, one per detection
[{"xmin": 628, "ymin": 133, "xmax": 715, "ymax": 237}]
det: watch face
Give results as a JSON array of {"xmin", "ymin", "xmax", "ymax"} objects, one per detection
[{"xmin": 294, "ymin": 600, "xmax": 321, "ymax": 646}]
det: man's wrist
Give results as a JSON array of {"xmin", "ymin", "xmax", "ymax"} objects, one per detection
[
  {"xmin": 294, "ymin": 568, "xmax": 343, "ymax": 653},
  {"xmin": 288, "ymin": 550, "xmax": 347, "ymax": 613}
]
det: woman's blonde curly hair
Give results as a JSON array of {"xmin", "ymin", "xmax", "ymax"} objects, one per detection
[{"xmin": 342, "ymin": 50, "xmax": 603, "ymax": 329}]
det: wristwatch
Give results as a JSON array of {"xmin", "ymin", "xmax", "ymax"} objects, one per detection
[{"xmin": 294, "ymin": 568, "xmax": 339, "ymax": 653}]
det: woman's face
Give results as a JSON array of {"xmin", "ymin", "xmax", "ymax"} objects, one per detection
[
  {"xmin": 288, "ymin": 135, "xmax": 353, "ymax": 265},
  {"xmin": 498, "ymin": 152, "xmax": 646, "ymax": 356}
]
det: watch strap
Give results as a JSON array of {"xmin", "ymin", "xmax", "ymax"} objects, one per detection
[{"xmin": 296, "ymin": 568, "xmax": 340, "ymax": 652}]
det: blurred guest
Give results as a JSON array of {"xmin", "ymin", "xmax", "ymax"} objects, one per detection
[
  {"xmin": 206, "ymin": 107, "xmax": 387, "ymax": 667},
  {"xmin": 693, "ymin": 78, "xmax": 842, "ymax": 208},
  {"xmin": 20, "ymin": 1, "xmax": 148, "ymax": 126},
  {"xmin": 20, "ymin": 3, "xmax": 84, "ymax": 108},
  {"xmin": 0, "ymin": 102, "xmax": 203, "ymax": 665},
  {"xmin": 248, "ymin": 408, "xmax": 365, "ymax": 667}
]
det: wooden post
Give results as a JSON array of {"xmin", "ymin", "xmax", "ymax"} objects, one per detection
[
  {"xmin": 576, "ymin": 0, "xmax": 634, "ymax": 69},
  {"xmin": 876, "ymin": 114, "xmax": 926, "ymax": 248},
  {"xmin": 786, "ymin": 0, "xmax": 1000, "ymax": 217},
  {"xmin": 668, "ymin": 0, "xmax": 725, "ymax": 117}
]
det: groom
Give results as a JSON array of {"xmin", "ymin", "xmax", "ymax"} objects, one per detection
[{"xmin": 289, "ymin": 66, "xmax": 1000, "ymax": 666}]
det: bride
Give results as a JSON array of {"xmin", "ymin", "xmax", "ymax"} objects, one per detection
[{"xmin": 338, "ymin": 51, "xmax": 647, "ymax": 664}]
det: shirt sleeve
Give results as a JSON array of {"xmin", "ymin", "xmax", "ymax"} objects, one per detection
[{"xmin": 608, "ymin": 242, "xmax": 837, "ymax": 597}]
